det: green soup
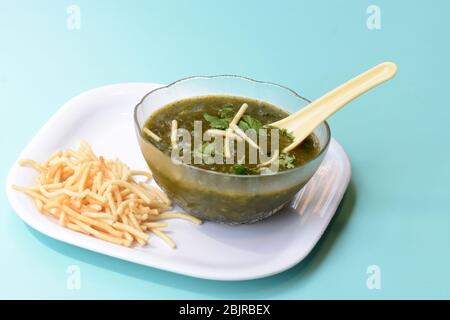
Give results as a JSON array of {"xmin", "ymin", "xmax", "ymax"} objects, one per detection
[{"xmin": 143, "ymin": 95, "xmax": 320, "ymax": 175}]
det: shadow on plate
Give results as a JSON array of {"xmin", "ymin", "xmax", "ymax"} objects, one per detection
[{"xmin": 27, "ymin": 180, "xmax": 356, "ymax": 298}]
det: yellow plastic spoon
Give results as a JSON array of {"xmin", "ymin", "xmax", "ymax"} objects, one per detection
[{"xmin": 270, "ymin": 62, "xmax": 398, "ymax": 153}]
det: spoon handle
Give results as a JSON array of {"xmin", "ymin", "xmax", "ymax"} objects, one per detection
[{"xmin": 274, "ymin": 62, "xmax": 397, "ymax": 152}]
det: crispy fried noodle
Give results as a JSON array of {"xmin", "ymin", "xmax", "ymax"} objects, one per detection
[{"xmin": 12, "ymin": 140, "xmax": 202, "ymax": 249}]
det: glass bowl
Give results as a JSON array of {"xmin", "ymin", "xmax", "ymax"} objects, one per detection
[{"xmin": 134, "ymin": 76, "xmax": 330, "ymax": 224}]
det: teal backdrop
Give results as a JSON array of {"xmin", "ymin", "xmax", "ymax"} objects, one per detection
[{"xmin": 1, "ymin": 0, "xmax": 449, "ymax": 299}]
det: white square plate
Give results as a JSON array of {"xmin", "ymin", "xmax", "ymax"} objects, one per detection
[{"xmin": 5, "ymin": 83, "xmax": 351, "ymax": 281}]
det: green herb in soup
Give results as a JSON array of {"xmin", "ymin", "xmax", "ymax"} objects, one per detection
[{"xmin": 143, "ymin": 95, "xmax": 320, "ymax": 175}]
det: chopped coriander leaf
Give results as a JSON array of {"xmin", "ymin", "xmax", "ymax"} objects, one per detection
[
  {"xmin": 280, "ymin": 128, "xmax": 295, "ymax": 142},
  {"xmin": 278, "ymin": 153, "xmax": 296, "ymax": 169},
  {"xmin": 203, "ymin": 113, "xmax": 230, "ymax": 129},
  {"xmin": 238, "ymin": 120, "xmax": 250, "ymax": 132},
  {"xmin": 218, "ymin": 106, "xmax": 235, "ymax": 119},
  {"xmin": 238, "ymin": 115, "xmax": 263, "ymax": 132},
  {"xmin": 194, "ymin": 142, "xmax": 216, "ymax": 158},
  {"xmin": 231, "ymin": 164, "xmax": 260, "ymax": 175}
]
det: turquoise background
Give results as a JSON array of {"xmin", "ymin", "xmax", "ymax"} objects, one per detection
[{"xmin": 1, "ymin": 0, "xmax": 449, "ymax": 299}]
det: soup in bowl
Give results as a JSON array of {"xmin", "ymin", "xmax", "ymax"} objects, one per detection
[{"xmin": 134, "ymin": 76, "xmax": 330, "ymax": 224}]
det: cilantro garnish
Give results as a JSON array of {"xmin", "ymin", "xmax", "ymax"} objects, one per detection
[
  {"xmin": 280, "ymin": 128, "xmax": 295, "ymax": 142},
  {"xmin": 238, "ymin": 115, "xmax": 263, "ymax": 132},
  {"xmin": 231, "ymin": 164, "xmax": 260, "ymax": 175},
  {"xmin": 278, "ymin": 153, "xmax": 296, "ymax": 169},
  {"xmin": 218, "ymin": 106, "xmax": 235, "ymax": 119},
  {"xmin": 203, "ymin": 113, "xmax": 230, "ymax": 130},
  {"xmin": 204, "ymin": 106, "xmax": 264, "ymax": 133}
]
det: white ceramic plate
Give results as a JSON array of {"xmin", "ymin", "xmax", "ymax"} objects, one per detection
[{"xmin": 5, "ymin": 83, "xmax": 351, "ymax": 281}]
